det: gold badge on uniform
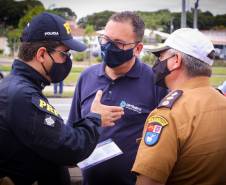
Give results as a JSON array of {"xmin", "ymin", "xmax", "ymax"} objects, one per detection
[
  {"xmin": 144, "ymin": 115, "xmax": 168, "ymax": 146},
  {"xmin": 64, "ymin": 22, "xmax": 71, "ymax": 34}
]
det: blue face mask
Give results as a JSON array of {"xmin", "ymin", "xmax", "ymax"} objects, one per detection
[
  {"xmin": 49, "ymin": 56, "xmax": 72, "ymax": 83},
  {"xmin": 101, "ymin": 42, "xmax": 134, "ymax": 68},
  {"xmin": 42, "ymin": 53, "xmax": 72, "ymax": 83}
]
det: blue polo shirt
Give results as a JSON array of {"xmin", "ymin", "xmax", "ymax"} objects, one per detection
[{"xmin": 67, "ymin": 59, "xmax": 167, "ymax": 185}]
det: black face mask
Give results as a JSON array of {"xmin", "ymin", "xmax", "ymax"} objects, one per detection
[
  {"xmin": 42, "ymin": 53, "xmax": 72, "ymax": 83},
  {"xmin": 152, "ymin": 58, "xmax": 171, "ymax": 88},
  {"xmin": 101, "ymin": 42, "xmax": 134, "ymax": 68}
]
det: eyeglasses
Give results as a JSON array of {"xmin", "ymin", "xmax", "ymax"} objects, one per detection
[
  {"xmin": 98, "ymin": 34, "xmax": 140, "ymax": 50},
  {"xmin": 159, "ymin": 54, "xmax": 175, "ymax": 62},
  {"xmin": 153, "ymin": 54, "xmax": 176, "ymax": 67},
  {"xmin": 48, "ymin": 48, "xmax": 71, "ymax": 58}
]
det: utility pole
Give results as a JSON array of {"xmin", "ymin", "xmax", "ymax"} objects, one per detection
[
  {"xmin": 170, "ymin": 18, "xmax": 174, "ymax": 33},
  {"xmin": 181, "ymin": 0, "xmax": 187, "ymax": 28},
  {"xmin": 193, "ymin": 0, "xmax": 199, "ymax": 29}
]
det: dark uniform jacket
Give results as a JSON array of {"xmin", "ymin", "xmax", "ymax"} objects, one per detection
[{"xmin": 0, "ymin": 59, "xmax": 100, "ymax": 185}]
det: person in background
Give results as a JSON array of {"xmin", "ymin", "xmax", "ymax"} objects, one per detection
[
  {"xmin": 0, "ymin": 12, "xmax": 124, "ymax": 185},
  {"xmin": 132, "ymin": 28, "xmax": 226, "ymax": 185},
  {"xmin": 54, "ymin": 81, "xmax": 64, "ymax": 97},
  {"xmin": 67, "ymin": 11, "xmax": 166, "ymax": 185}
]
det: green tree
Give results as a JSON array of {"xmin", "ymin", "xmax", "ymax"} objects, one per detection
[
  {"xmin": 6, "ymin": 5, "xmax": 45, "ymax": 55},
  {"xmin": 18, "ymin": 5, "xmax": 45, "ymax": 29},
  {"xmin": 213, "ymin": 14, "xmax": 226, "ymax": 29},
  {"xmin": 84, "ymin": 24, "xmax": 95, "ymax": 65},
  {"xmin": 78, "ymin": 11, "xmax": 115, "ymax": 30},
  {"xmin": 6, "ymin": 28, "xmax": 21, "ymax": 56},
  {"xmin": 0, "ymin": 0, "xmax": 44, "ymax": 28},
  {"xmin": 137, "ymin": 9, "xmax": 172, "ymax": 32},
  {"xmin": 51, "ymin": 7, "xmax": 77, "ymax": 20},
  {"xmin": 85, "ymin": 25, "xmax": 95, "ymax": 36}
]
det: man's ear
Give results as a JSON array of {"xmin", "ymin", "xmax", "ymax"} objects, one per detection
[
  {"xmin": 173, "ymin": 53, "xmax": 182, "ymax": 69},
  {"xmin": 134, "ymin": 42, "xmax": 143, "ymax": 57},
  {"xmin": 36, "ymin": 47, "xmax": 46, "ymax": 63}
]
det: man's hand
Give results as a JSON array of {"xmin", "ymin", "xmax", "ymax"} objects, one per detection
[{"xmin": 91, "ymin": 90, "xmax": 124, "ymax": 127}]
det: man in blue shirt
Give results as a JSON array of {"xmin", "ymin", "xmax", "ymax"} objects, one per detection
[{"xmin": 67, "ymin": 11, "xmax": 166, "ymax": 185}]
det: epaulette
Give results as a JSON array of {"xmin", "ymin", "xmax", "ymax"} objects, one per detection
[{"xmin": 157, "ymin": 90, "xmax": 183, "ymax": 109}]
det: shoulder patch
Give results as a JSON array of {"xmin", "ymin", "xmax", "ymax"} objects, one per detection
[
  {"xmin": 32, "ymin": 96, "xmax": 61, "ymax": 118},
  {"xmin": 44, "ymin": 115, "xmax": 56, "ymax": 127},
  {"xmin": 144, "ymin": 115, "xmax": 168, "ymax": 146},
  {"xmin": 157, "ymin": 90, "xmax": 183, "ymax": 109}
]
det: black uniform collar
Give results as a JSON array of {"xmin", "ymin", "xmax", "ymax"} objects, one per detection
[{"xmin": 11, "ymin": 59, "xmax": 50, "ymax": 90}]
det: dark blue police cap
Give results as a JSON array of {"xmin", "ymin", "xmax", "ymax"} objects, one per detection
[{"xmin": 20, "ymin": 12, "xmax": 87, "ymax": 52}]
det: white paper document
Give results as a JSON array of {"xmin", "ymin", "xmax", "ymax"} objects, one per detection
[{"xmin": 77, "ymin": 139, "xmax": 123, "ymax": 169}]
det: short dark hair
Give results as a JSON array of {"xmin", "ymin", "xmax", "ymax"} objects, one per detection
[
  {"xmin": 109, "ymin": 11, "xmax": 145, "ymax": 42},
  {"xmin": 18, "ymin": 41, "xmax": 62, "ymax": 62}
]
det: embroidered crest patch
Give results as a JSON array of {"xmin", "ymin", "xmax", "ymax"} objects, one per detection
[
  {"xmin": 44, "ymin": 116, "xmax": 56, "ymax": 127},
  {"xmin": 144, "ymin": 116, "xmax": 168, "ymax": 146}
]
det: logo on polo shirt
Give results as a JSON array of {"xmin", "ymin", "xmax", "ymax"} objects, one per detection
[{"xmin": 120, "ymin": 100, "xmax": 142, "ymax": 114}]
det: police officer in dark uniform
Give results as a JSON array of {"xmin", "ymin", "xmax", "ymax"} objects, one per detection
[{"xmin": 0, "ymin": 12, "xmax": 124, "ymax": 185}]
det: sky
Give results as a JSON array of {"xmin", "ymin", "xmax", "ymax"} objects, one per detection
[{"xmin": 39, "ymin": 0, "xmax": 226, "ymax": 19}]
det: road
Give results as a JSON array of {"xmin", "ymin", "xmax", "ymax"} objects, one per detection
[{"xmin": 48, "ymin": 97, "xmax": 83, "ymax": 184}]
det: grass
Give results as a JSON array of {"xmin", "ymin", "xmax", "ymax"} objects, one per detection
[
  {"xmin": 0, "ymin": 65, "xmax": 11, "ymax": 71},
  {"xmin": 70, "ymin": 67, "xmax": 86, "ymax": 73},
  {"xmin": 2, "ymin": 62, "xmax": 226, "ymax": 90},
  {"xmin": 211, "ymin": 67, "xmax": 226, "ymax": 87},
  {"xmin": 64, "ymin": 71, "xmax": 84, "ymax": 86},
  {"xmin": 44, "ymin": 91, "xmax": 74, "ymax": 98},
  {"xmin": 50, "ymin": 66, "xmax": 226, "ymax": 88},
  {"xmin": 212, "ymin": 67, "xmax": 226, "ymax": 75},
  {"xmin": 210, "ymin": 76, "xmax": 226, "ymax": 87}
]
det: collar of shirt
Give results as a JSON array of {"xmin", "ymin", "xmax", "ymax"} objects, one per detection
[
  {"xmin": 11, "ymin": 59, "xmax": 50, "ymax": 90},
  {"xmin": 97, "ymin": 58, "xmax": 142, "ymax": 79},
  {"xmin": 177, "ymin": 76, "xmax": 210, "ymax": 90}
]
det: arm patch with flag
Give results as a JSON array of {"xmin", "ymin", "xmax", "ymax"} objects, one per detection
[{"xmin": 144, "ymin": 116, "xmax": 168, "ymax": 146}]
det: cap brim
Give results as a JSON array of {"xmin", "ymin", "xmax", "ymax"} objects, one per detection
[
  {"xmin": 150, "ymin": 45, "xmax": 170, "ymax": 57},
  {"xmin": 62, "ymin": 39, "xmax": 87, "ymax": 52}
]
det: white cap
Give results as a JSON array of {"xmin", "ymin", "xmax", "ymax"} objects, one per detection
[
  {"xmin": 151, "ymin": 28, "xmax": 215, "ymax": 65},
  {"xmin": 218, "ymin": 81, "xmax": 226, "ymax": 93}
]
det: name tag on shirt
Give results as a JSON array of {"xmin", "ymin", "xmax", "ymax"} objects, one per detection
[{"xmin": 77, "ymin": 139, "xmax": 123, "ymax": 169}]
